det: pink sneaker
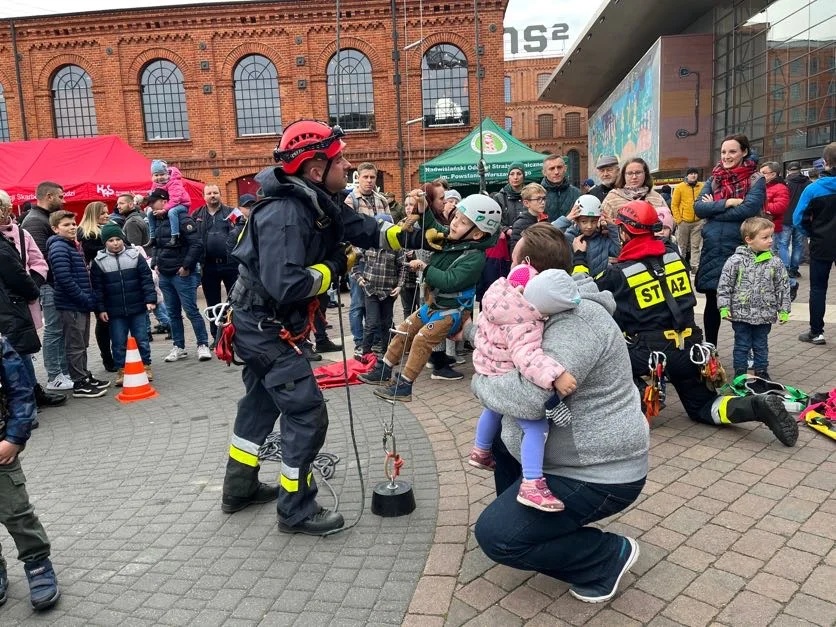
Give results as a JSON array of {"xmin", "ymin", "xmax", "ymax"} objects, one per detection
[
  {"xmin": 468, "ymin": 447, "xmax": 495, "ymax": 471},
  {"xmin": 517, "ymin": 478, "xmax": 565, "ymax": 512}
]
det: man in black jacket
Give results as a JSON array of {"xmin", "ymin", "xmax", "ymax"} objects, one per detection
[
  {"xmin": 192, "ymin": 185, "xmax": 238, "ymax": 342},
  {"xmin": 148, "ymin": 189, "xmax": 210, "ymax": 363},
  {"xmin": 780, "ymin": 162, "xmax": 810, "ymax": 281},
  {"xmin": 20, "ymin": 182, "xmax": 70, "ymax": 392},
  {"xmin": 588, "ymin": 155, "xmax": 620, "ymax": 202}
]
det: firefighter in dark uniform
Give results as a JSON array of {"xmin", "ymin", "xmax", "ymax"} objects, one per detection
[
  {"xmin": 572, "ymin": 200, "xmax": 797, "ymax": 447},
  {"xmin": 221, "ymin": 120, "xmax": 424, "ymax": 535}
]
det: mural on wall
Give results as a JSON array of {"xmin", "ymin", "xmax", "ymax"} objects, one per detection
[{"xmin": 588, "ymin": 39, "xmax": 661, "ymax": 176}]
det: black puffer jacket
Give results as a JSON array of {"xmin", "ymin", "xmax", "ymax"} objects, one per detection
[
  {"xmin": 152, "ymin": 211, "xmax": 203, "ymax": 276},
  {"xmin": 0, "ymin": 236, "xmax": 41, "ymax": 355}
]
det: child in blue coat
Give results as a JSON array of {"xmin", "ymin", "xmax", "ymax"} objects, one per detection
[
  {"xmin": 91, "ymin": 223, "xmax": 157, "ymax": 386},
  {"xmin": 552, "ymin": 195, "xmax": 620, "ymax": 276}
]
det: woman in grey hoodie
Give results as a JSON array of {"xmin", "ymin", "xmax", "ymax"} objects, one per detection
[{"xmin": 466, "ymin": 223, "xmax": 649, "ymax": 604}]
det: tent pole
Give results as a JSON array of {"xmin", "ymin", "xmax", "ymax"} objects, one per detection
[
  {"xmin": 473, "ymin": 0, "xmax": 485, "ymax": 194},
  {"xmin": 391, "ymin": 0, "xmax": 407, "ymax": 201}
]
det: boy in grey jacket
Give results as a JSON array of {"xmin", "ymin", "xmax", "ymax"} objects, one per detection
[{"xmin": 717, "ymin": 217, "xmax": 791, "ymax": 380}]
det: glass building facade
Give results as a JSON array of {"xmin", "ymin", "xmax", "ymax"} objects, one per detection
[{"xmin": 713, "ymin": 0, "xmax": 834, "ymax": 168}]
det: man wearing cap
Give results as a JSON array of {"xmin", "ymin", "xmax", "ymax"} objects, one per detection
[
  {"xmin": 193, "ymin": 185, "xmax": 238, "ymax": 342},
  {"xmin": 671, "ymin": 168, "xmax": 705, "ymax": 274},
  {"xmin": 541, "ymin": 155, "xmax": 581, "ymax": 221},
  {"xmin": 780, "ymin": 162, "xmax": 810, "ymax": 283},
  {"xmin": 589, "ymin": 155, "xmax": 620, "ymax": 202},
  {"xmin": 222, "ymin": 120, "xmax": 426, "ymax": 535}
]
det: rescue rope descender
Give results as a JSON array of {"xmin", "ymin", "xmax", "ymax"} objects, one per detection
[{"xmin": 643, "ymin": 351, "xmax": 667, "ymax": 422}]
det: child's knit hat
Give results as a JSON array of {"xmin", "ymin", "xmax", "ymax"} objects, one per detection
[
  {"xmin": 151, "ymin": 160, "xmax": 168, "ymax": 175},
  {"xmin": 507, "ymin": 263, "xmax": 538, "ymax": 289},
  {"xmin": 101, "ymin": 222, "xmax": 125, "ymax": 243}
]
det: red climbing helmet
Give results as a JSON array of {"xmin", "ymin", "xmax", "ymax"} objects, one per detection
[
  {"xmin": 615, "ymin": 200, "xmax": 662, "ymax": 235},
  {"xmin": 273, "ymin": 120, "xmax": 346, "ymax": 175}
]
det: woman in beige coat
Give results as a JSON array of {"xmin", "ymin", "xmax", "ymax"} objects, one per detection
[{"xmin": 600, "ymin": 158, "xmax": 669, "ymax": 221}]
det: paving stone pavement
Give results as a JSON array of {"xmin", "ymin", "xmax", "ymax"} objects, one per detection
[
  {"xmin": 1, "ymin": 306, "xmax": 437, "ymax": 626},
  {"xmin": 3, "ymin": 268, "xmax": 834, "ymax": 626},
  {"xmin": 400, "ymin": 269, "xmax": 836, "ymax": 626}
]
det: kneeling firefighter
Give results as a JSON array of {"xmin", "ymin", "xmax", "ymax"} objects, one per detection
[
  {"xmin": 572, "ymin": 200, "xmax": 797, "ymax": 447},
  {"xmin": 222, "ymin": 120, "xmax": 426, "ymax": 535}
]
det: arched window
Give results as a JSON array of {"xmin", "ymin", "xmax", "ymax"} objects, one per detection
[
  {"xmin": 140, "ymin": 59, "xmax": 190, "ymax": 141},
  {"xmin": 327, "ymin": 49, "xmax": 375, "ymax": 131},
  {"xmin": 565, "ymin": 112, "xmax": 581, "ymax": 137},
  {"xmin": 567, "ymin": 149, "xmax": 581, "ymax": 186},
  {"xmin": 0, "ymin": 83, "xmax": 9, "ymax": 142},
  {"xmin": 537, "ymin": 114, "xmax": 554, "ymax": 139},
  {"xmin": 422, "ymin": 44, "xmax": 469, "ymax": 127},
  {"xmin": 234, "ymin": 54, "xmax": 282, "ymax": 136},
  {"xmin": 52, "ymin": 65, "xmax": 97, "ymax": 138}
]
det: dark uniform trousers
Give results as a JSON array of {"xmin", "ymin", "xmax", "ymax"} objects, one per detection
[
  {"xmin": 0, "ymin": 458, "xmax": 51, "ymax": 570},
  {"xmin": 627, "ymin": 334, "xmax": 718, "ymax": 425},
  {"xmin": 225, "ymin": 306, "xmax": 327, "ymax": 526}
]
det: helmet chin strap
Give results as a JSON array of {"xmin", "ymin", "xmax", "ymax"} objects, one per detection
[{"xmin": 447, "ymin": 223, "xmax": 476, "ymax": 242}]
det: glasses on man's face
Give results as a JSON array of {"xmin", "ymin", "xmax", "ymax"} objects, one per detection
[{"xmin": 527, "ymin": 196, "xmax": 546, "ymax": 203}]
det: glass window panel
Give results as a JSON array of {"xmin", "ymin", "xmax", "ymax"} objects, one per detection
[
  {"xmin": 807, "ymin": 121, "xmax": 833, "ymax": 147},
  {"xmin": 234, "ymin": 54, "xmax": 282, "ymax": 136},
  {"xmin": 51, "ymin": 65, "xmax": 97, "ymax": 138},
  {"xmin": 566, "ymin": 150, "xmax": 580, "ymax": 187},
  {"xmin": 810, "ymin": 13, "xmax": 835, "ymax": 41},
  {"xmin": 538, "ymin": 114, "xmax": 553, "ymax": 139},
  {"xmin": 536, "ymin": 73, "xmax": 551, "ymax": 93},
  {"xmin": 504, "ymin": 76, "xmax": 511, "ymax": 104},
  {"xmin": 140, "ymin": 60, "xmax": 190, "ymax": 140},
  {"xmin": 422, "ymin": 44, "xmax": 469, "ymax": 128},
  {"xmin": 504, "ymin": 116, "xmax": 513, "ymax": 134},
  {"xmin": 564, "ymin": 112, "xmax": 581, "ymax": 137},
  {"xmin": 0, "ymin": 83, "xmax": 9, "ymax": 142},
  {"xmin": 327, "ymin": 49, "xmax": 374, "ymax": 131}
]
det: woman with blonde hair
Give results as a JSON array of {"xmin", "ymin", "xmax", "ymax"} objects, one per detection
[
  {"xmin": 600, "ymin": 158, "xmax": 668, "ymax": 221},
  {"xmin": 77, "ymin": 201, "xmax": 116, "ymax": 371}
]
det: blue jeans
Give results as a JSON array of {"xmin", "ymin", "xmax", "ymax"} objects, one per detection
[
  {"xmin": 348, "ymin": 275, "xmax": 365, "ymax": 345},
  {"xmin": 776, "ymin": 227, "xmax": 804, "ymax": 274},
  {"xmin": 731, "ymin": 321, "xmax": 771, "ymax": 373},
  {"xmin": 109, "ymin": 312, "xmax": 152, "ymax": 368},
  {"xmin": 148, "ymin": 204, "xmax": 188, "ymax": 238},
  {"xmin": 21, "ymin": 353, "xmax": 38, "ymax": 387},
  {"xmin": 474, "ymin": 433, "xmax": 645, "ymax": 586},
  {"xmin": 158, "ymin": 272, "xmax": 208, "ymax": 348},
  {"xmin": 809, "ymin": 258, "xmax": 835, "ymax": 336},
  {"xmin": 39, "ymin": 284, "xmax": 67, "ymax": 379}
]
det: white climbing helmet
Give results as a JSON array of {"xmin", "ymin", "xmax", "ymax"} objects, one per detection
[
  {"xmin": 574, "ymin": 194, "xmax": 602, "ymax": 218},
  {"xmin": 456, "ymin": 194, "xmax": 502, "ymax": 234}
]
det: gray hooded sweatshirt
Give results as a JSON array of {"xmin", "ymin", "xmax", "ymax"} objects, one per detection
[{"xmin": 468, "ymin": 274, "xmax": 649, "ymax": 484}]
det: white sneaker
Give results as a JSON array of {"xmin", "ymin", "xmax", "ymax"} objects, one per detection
[
  {"xmin": 197, "ymin": 344, "xmax": 212, "ymax": 361},
  {"xmin": 164, "ymin": 347, "xmax": 188, "ymax": 362},
  {"xmin": 47, "ymin": 374, "xmax": 73, "ymax": 391}
]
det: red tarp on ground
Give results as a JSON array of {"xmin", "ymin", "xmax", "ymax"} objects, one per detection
[{"xmin": 0, "ymin": 136, "xmax": 204, "ymax": 218}]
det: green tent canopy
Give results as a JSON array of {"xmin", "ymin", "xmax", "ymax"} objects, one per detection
[{"xmin": 419, "ymin": 118, "xmax": 546, "ymax": 185}]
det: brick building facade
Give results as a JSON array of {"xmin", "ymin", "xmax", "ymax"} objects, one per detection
[
  {"xmin": 0, "ymin": 0, "xmax": 509, "ymax": 205},
  {"xmin": 503, "ymin": 56, "xmax": 588, "ymax": 186}
]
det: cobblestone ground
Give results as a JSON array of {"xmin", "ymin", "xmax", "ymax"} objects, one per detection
[
  {"xmin": 0, "ymin": 303, "xmax": 437, "ymax": 626},
  {"xmin": 3, "ymin": 269, "xmax": 834, "ymax": 626}
]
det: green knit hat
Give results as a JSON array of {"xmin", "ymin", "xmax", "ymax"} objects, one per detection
[
  {"xmin": 508, "ymin": 162, "xmax": 525, "ymax": 176},
  {"xmin": 101, "ymin": 222, "xmax": 125, "ymax": 244}
]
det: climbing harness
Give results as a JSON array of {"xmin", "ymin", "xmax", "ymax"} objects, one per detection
[
  {"xmin": 203, "ymin": 302, "xmax": 242, "ymax": 366},
  {"xmin": 689, "ymin": 342, "xmax": 727, "ymax": 390},
  {"xmin": 722, "ymin": 373, "xmax": 809, "ymax": 414},
  {"xmin": 798, "ymin": 388, "xmax": 836, "ymax": 440},
  {"xmin": 643, "ymin": 351, "xmax": 667, "ymax": 421}
]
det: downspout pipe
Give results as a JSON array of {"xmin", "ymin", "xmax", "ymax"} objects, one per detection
[{"xmin": 10, "ymin": 20, "xmax": 29, "ymax": 140}]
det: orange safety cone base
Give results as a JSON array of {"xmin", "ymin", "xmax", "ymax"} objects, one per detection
[{"xmin": 116, "ymin": 336, "xmax": 158, "ymax": 404}]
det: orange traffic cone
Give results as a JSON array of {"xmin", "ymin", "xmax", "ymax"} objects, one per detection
[{"xmin": 116, "ymin": 336, "xmax": 158, "ymax": 403}]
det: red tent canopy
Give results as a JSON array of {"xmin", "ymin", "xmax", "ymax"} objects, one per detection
[{"xmin": 0, "ymin": 136, "xmax": 205, "ymax": 218}]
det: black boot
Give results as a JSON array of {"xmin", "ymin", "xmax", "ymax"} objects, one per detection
[
  {"xmin": 164, "ymin": 234, "xmax": 180, "ymax": 248},
  {"xmin": 278, "ymin": 505, "xmax": 344, "ymax": 535},
  {"xmin": 221, "ymin": 459, "xmax": 278, "ymax": 513},
  {"xmin": 724, "ymin": 395, "xmax": 798, "ymax": 447},
  {"xmin": 34, "ymin": 384, "xmax": 67, "ymax": 408},
  {"xmin": 315, "ymin": 337, "xmax": 342, "ymax": 353}
]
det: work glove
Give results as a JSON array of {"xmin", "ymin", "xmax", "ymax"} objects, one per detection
[
  {"xmin": 324, "ymin": 246, "xmax": 349, "ymax": 280},
  {"xmin": 425, "ymin": 228, "xmax": 447, "ymax": 251},
  {"xmin": 778, "ymin": 311, "xmax": 789, "ymax": 324}
]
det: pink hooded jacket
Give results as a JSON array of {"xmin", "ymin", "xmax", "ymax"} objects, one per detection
[
  {"xmin": 0, "ymin": 220, "xmax": 48, "ymax": 328},
  {"xmin": 473, "ymin": 270, "xmax": 579, "ymax": 390},
  {"xmin": 149, "ymin": 166, "xmax": 191, "ymax": 211}
]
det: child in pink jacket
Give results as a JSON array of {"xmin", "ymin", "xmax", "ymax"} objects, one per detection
[
  {"xmin": 147, "ymin": 160, "xmax": 190, "ymax": 247},
  {"xmin": 468, "ymin": 264, "xmax": 580, "ymax": 512}
]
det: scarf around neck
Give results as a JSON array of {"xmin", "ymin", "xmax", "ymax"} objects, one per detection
[
  {"xmin": 618, "ymin": 235, "xmax": 666, "ymax": 261},
  {"xmin": 616, "ymin": 186, "xmax": 650, "ymax": 201},
  {"xmin": 710, "ymin": 158, "xmax": 757, "ymax": 201}
]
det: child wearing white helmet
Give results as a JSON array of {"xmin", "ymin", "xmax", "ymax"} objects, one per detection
[
  {"xmin": 360, "ymin": 194, "xmax": 502, "ymax": 401},
  {"xmin": 552, "ymin": 194, "xmax": 621, "ymax": 277}
]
